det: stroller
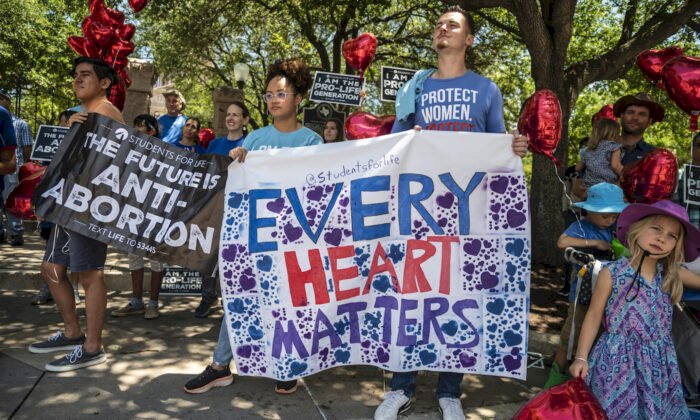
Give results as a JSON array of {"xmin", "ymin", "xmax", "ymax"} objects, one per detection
[
  {"xmin": 544, "ymin": 246, "xmax": 614, "ymax": 389},
  {"xmin": 672, "ymin": 287, "xmax": 700, "ymax": 412},
  {"xmin": 563, "ymin": 247, "xmax": 612, "ymax": 360}
]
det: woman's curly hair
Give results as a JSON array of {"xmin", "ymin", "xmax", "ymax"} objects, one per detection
[{"xmin": 265, "ymin": 57, "xmax": 312, "ymax": 97}]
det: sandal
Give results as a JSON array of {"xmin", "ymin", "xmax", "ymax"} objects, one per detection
[{"xmin": 275, "ymin": 379, "xmax": 298, "ymax": 395}]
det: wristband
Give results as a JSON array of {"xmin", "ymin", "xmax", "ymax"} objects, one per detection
[{"xmin": 574, "ymin": 357, "xmax": 588, "ymax": 363}]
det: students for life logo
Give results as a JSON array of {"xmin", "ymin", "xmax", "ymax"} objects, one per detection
[{"xmin": 115, "ymin": 128, "xmax": 129, "ymax": 141}]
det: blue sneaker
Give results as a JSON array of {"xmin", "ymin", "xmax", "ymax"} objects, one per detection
[
  {"xmin": 45, "ymin": 345, "xmax": 106, "ymax": 372},
  {"xmin": 28, "ymin": 331, "xmax": 85, "ymax": 354}
]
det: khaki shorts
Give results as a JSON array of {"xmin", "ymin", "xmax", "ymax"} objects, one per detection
[{"xmin": 128, "ymin": 253, "xmax": 164, "ymax": 272}]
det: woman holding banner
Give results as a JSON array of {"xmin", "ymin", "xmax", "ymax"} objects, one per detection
[
  {"xmin": 184, "ymin": 57, "xmax": 322, "ymax": 395},
  {"xmin": 195, "ymin": 103, "xmax": 252, "ymax": 319},
  {"xmin": 174, "ymin": 117, "xmax": 205, "ymax": 153},
  {"xmin": 205, "ymin": 101, "xmax": 250, "ymax": 156}
]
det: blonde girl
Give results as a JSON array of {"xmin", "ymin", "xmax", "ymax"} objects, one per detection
[
  {"xmin": 576, "ymin": 118, "xmax": 623, "ymax": 187},
  {"xmin": 570, "ymin": 200, "xmax": 700, "ymax": 419}
]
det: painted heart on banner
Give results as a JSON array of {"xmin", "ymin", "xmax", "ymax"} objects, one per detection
[{"xmin": 344, "ymin": 111, "xmax": 395, "ymax": 140}]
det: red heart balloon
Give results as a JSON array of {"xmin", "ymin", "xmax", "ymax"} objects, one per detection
[
  {"xmin": 5, "ymin": 163, "xmax": 46, "ymax": 220},
  {"xmin": 68, "ymin": 36, "xmax": 88, "ymax": 56},
  {"xmin": 118, "ymin": 68, "xmax": 131, "ymax": 88},
  {"xmin": 87, "ymin": 21, "xmax": 115, "ymax": 48},
  {"xmin": 591, "ymin": 104, "xmax": 616, "ymax": 126},
  {"xmin": 198, "ymin": 128, "xmax": 216, "ymax": 150},
  {"xmin": 342, "ymin": 33, "xmax": 377, "ymax": 78},
  {"xmin": 89, "ymin": 0, "xmax": 104, "ymax": 14},
  {"xmin": 81, "ymin": 16, "xmax": 93, "ymax": 37},
  {"xmin": 514, "ymin": 378, "xmax": 607, "ymax": 420},
  {"xmin": 108, "ymin": 56, "xmax": 128, "ymax": 70},
  {"xmin": 92, "ymin": 4, "xmax": 125, "ymax": 28},
  {"xmin": 110, "ymin": 40, "xmax": 135, "ymax": 61},
  {"xmin": 621, "ymin": 148, "xmax": 678, "ymax": 203},
  {"xmin": 118, "ymin": 23, "xmax": 136, "ymax": 41},
  {"xmin": 84, "ymin": 37, "xmax": 100, "ymax": 57},
  {"xmin": 636, "ymin": 46, "xmax": 684, "ymax": 84},
  {"xmin": 108, "ymin": 79, "xmax": 126, "ymax": 111},
  {"xmin": 517, "ymin": 89, "xmax": 562, "ymax": 166},
  {"xmin": 128, "ymin": 0, "xmax": 149, "ymax": 13},
  {"xmin": 661, "ymin": 55, "xmax": 700, "ymax": 131},
  {"xmin": 344, "ymin": 111, "xmax": 395, "ymax": 140}
]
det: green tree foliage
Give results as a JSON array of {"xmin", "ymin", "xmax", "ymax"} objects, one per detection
[
  {"xmin": 0, "ymin": 0, "xmax": 88, "ymax": 129},
  {"xmin": 137, "ymin": 0, "xmax": 444, "ymax": 126},
  {"xmin": 446, "ymin": 0, "xmax": 700, "ymax": 264}
]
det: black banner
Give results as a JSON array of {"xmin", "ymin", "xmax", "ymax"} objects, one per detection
[
  {"xmin": 32, "ymin": 113, "xmax": 229, "ymax": 274},
  {"xmin": 309, "ymin": 71, "xmax": 364, "ymax": 106},
  {"xmin": 380, "ymin": 66, "xmax": 417, "ymax": 102},
  {"xmin": 31, "ymin": 125, "xmax": 69, "ymax": 162},
  {"xmin": 160, "ymin": 266, "xmax": 203, "ymax": 295},
  {"xmin": 684, "ymin": 164, "xmax": 700, "ymax": 206}
]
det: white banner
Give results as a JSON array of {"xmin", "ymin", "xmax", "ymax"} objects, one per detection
[{"xmin": 220, "ymin": 130, "xmax": 531, "ymax": 381}]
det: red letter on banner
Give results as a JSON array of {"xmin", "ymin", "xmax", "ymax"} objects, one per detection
[
  {"xmin": 402, "ymin": 239, "xmax": 436, "ymax": 294},
  {"xmin": 329, "ymin": 245, "xmax": 360, "ymax": 302},
  {"xmin": 284, "ymin": 249, "xmax": 329, "ymax": 307},
  {"xmin": 363, "ymin": 243, "xmax": 401, "ymax": 294},
  {"xmin": 428, "ymin": 236, "xmax": 459, "ymax": 295}
]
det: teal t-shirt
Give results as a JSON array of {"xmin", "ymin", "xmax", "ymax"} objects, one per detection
[{"xmin": 243, "ymin": 125, "xmax": 322, "ymax": 151}]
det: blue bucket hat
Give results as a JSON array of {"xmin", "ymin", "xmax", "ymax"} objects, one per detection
[{"xmin": 573, "ymin": 183, "xmax": 628, "ymax": 214}]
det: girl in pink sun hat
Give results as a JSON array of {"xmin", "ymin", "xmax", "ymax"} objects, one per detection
[{"xmin": 570, "ymin": 200, "xmax": 700, "ymax": 419}]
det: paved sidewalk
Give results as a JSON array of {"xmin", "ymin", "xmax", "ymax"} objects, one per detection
[{"xmin": 0, "ymin": 233, "xmax": 556, "ymax": 419}]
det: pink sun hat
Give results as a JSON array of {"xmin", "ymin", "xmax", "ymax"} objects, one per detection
[{"xmin": 616, "ymin": 200, "xmax": 700, "ymax": 261}]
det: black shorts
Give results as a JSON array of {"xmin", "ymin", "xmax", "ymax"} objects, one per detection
[{"xmin": 43, "ymin": 226, "xmax": 107, "ymax": 272}]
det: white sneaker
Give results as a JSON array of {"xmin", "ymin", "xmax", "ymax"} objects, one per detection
[
  {"xmin": 374, "ymin": 390, "xmax": 411, "ymax": 420},
  {"xmin": 438, "ymin": 397, "xmax": 465, "ymax": 420}
]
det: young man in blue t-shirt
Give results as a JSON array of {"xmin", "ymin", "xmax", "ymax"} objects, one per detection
[{"xmin": 376, "ymin": 6, "xmax": 528, "ymax": 420}]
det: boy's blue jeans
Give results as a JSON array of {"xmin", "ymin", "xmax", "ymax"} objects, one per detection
[{"xmin": 389, "ymin": 371, "xmax": 463, "ymax": 399}]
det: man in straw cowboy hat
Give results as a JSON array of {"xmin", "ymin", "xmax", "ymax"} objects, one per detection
[{"xmin": 613, "ymin": 92, "xmax": 665, "ymax": 166}]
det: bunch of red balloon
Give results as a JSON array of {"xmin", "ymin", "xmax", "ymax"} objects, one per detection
[
  {"xmin": 67, "ymin": 0, "xmax": 149, "ymax": 110},
  {"xmin": 637, "ymin": 46, "xmax": 700, "ymax": 131},
  {"xmin": 340, "ymin": 33, "xmax": 397, "ymax": 140}
]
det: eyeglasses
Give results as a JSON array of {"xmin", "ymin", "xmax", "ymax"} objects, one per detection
[
  {"xmin": 136, "ymin": 122, "xmax": 157, "ymax": 131},
  {"xmin": 263, "ymin": 92, "xmax": 292, "ymax": 103}
]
